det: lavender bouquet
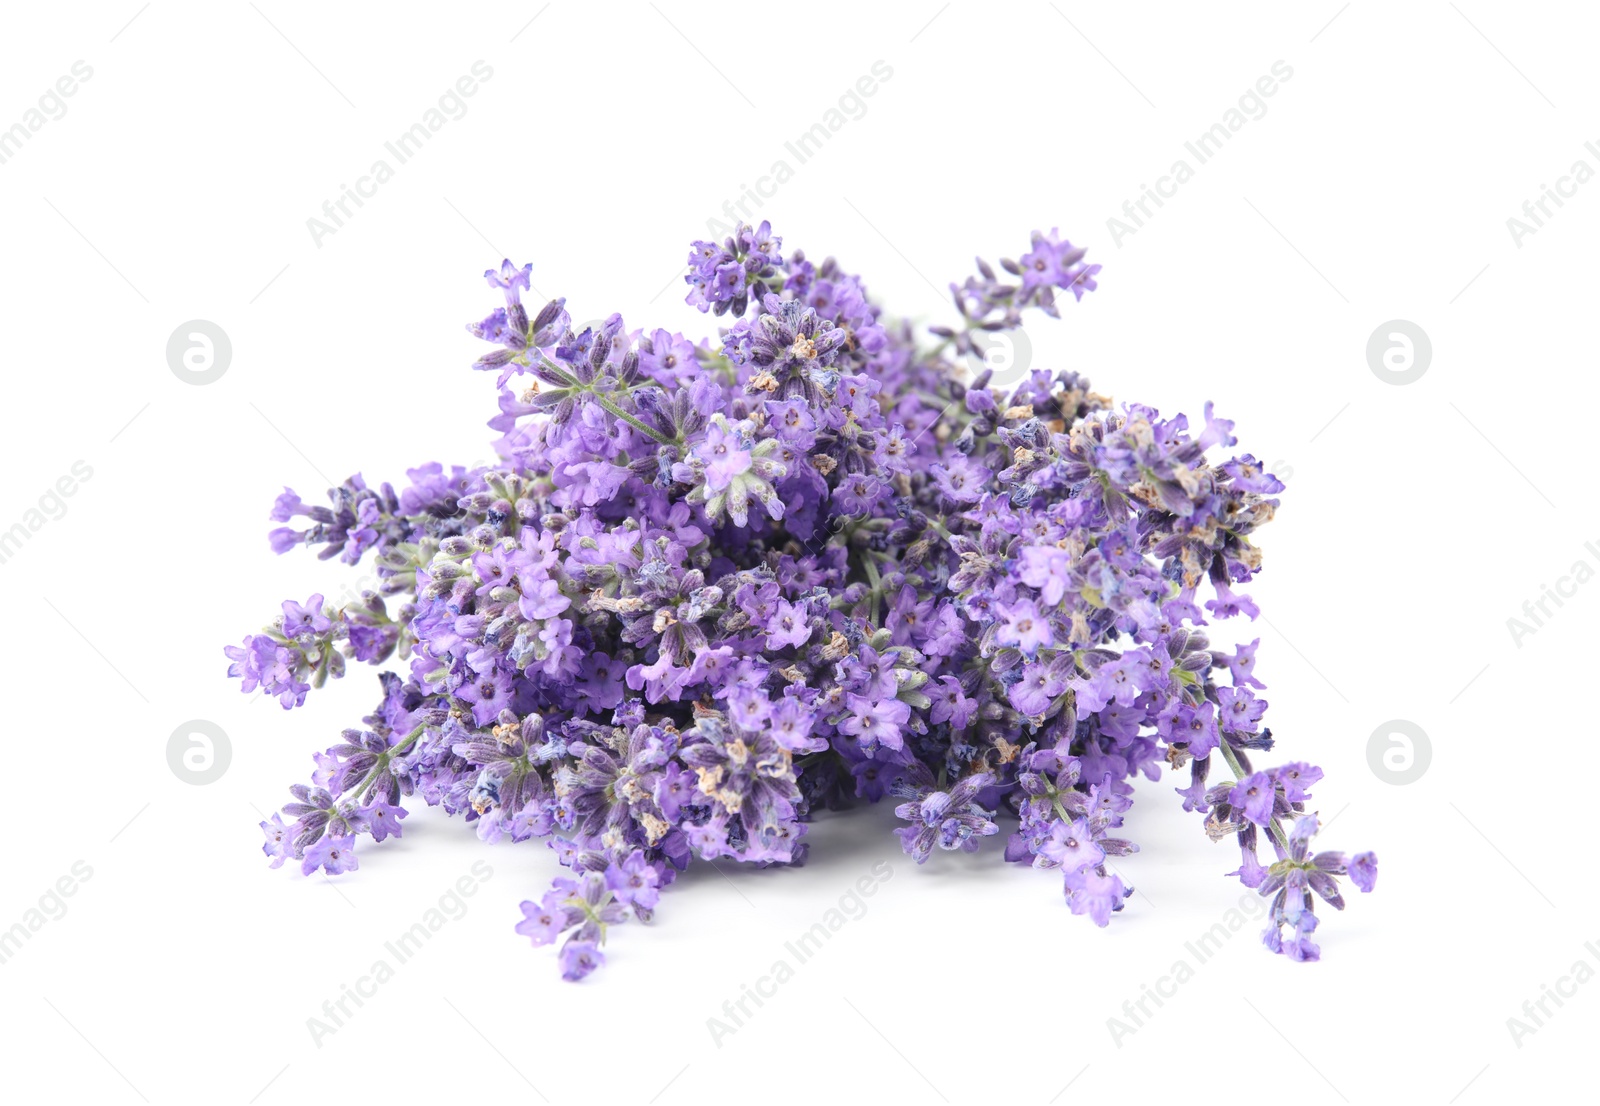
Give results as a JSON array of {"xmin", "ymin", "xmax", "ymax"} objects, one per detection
[{"xmin": 230, "ymin": 223, "xmax": 1376, "ymax": 979}]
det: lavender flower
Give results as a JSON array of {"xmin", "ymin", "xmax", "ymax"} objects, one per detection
[
  {"xmin": 892, "ymin": 766, "xmax": 1000, "ymax": 862},
  {"xmin": 229, "ymin": 221, "xmax": 1377, "ymax": 978}
]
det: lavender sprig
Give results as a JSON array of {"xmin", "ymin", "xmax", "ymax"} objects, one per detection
[{"xmin": 233, "ymin": 222, "xmax": 1376, "ymax": 978}]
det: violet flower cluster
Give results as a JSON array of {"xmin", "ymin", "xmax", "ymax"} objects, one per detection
[{"xmin": 231, "ymin": 223, "xmax": 1376, "ymax": 978}]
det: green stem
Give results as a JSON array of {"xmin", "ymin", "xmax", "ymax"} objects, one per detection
[
  {"xmin": 594, "ymin": 392, "xmax": 672, "ymax": 445},
  {"xmin": 862, "ymin": 553, "xmax": 882, "ymax": 627},
  {"xmin": 531, "ymin": 352, "xmax": 675, "ymax": 446},
  {"xmin": 342, "ymin": 724, "xmax": 427, "ymax": 803}
]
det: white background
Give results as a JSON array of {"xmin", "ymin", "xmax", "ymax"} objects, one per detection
[{"xmin": 0, "ymin": 2, "xmax": 1591, "ymax": 1103}]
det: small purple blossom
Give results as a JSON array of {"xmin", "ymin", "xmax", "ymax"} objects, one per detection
[
  {"xmin": 1229, "ymin": 772, "xmax": 1277, "ymax": 827},
  {"xmin": 839, "ymin": 694, "xmax": 910, "ymax": 752},
  {"xmin": 514, "ymin": 895, "xmax": 570, "ymax": 946},
  {"xmin": 605, "ymin": 850, "xmax": 661, "ymax": 910},
  {"xmin": 1063, "ymin": 867, "xmax": 1126, "ymax": 927},
  {"xmin": 302, "ymin": 835, "xmax": 358, "ymax": 876},
  {"xmin": 559, "ymin": 939, "xmax": 605, "ymax": 981},
  {"xmin": 1348, "ymin": 852, "xmax": 1378, "ymax": 893}
]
